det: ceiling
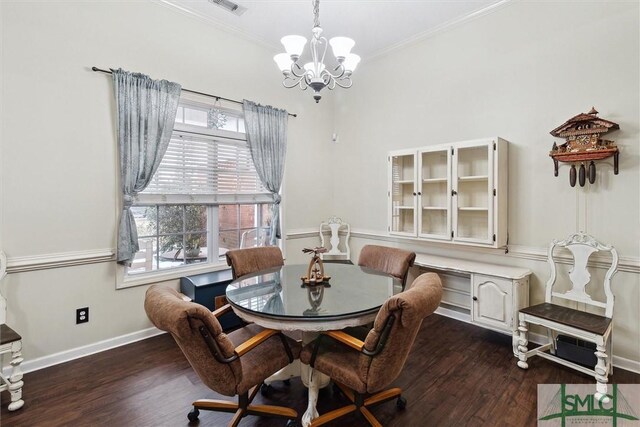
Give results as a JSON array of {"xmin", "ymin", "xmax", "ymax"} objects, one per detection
[{"xmin": 161, "ymin": 0, "xmax": 505, "ymax": 59}]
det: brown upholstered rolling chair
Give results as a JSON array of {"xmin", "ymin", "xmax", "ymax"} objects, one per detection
[
  {"xmin": 144, "ymin": 285, "xmax": 301, "ymax": 427},
  {"xmin": 225, "ymin": 246, "xmax": 285, "ymax": 279},
  {"xmin": 300, "ymin": 273, "xmax": 442, "ymax": 426},
  {"xmin": 357, "ymin": 245, "xmax": 416, "ymax": 289}
]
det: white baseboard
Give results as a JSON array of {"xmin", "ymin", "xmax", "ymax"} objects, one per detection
[
  {"xmin": 4, "ymin": 327, "xmax": 165, "ymax": 376},
  {"xmin": 434, "ymin": 309, "xmax": 640, "ymax": 374}
]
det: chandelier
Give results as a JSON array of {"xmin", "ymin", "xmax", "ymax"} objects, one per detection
[{"xmin": 273, "ymin": 0, "xmax": 360, "ymax": 103}]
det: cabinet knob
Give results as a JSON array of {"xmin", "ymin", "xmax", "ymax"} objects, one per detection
[
  {"xmin": 418, "ymin": 192, "xmax": 422, "ymax": 195},
  {"xmin": 452, "ymin": 190, "xmax": 457, "ymax": 196},
  {"xmin": 472, "ymin": 296, "xmax": 478, "ymax": 301},
  {"xmin": 413, "ymin": 192, "xmax": 417, "ymax": 196}
]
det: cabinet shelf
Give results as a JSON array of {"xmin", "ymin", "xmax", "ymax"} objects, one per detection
[
  {"xmin": 396, "ymin": 180, "xmax": 414, "ymax": 184},
  {"xmin": 422, "ymin": 178, "xmax": 448, "ymax": 183},
  {"xmin": 394, "ymin": 206, "xmax": 414, "ymax": 210},
  {"xmin": 458, "ymin": 207, "xmax": 489, "ymax": 211},
  {"xmin": 423, "ymin": 206, "xmax": 447, "ymax": 210},
  {"xmin": 458, "ymin": 175, "xmax": 488, "ymax": 182}
]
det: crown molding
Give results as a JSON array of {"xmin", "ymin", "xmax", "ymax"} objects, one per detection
[
  {"xmin": 366, "ymin": 0, "xmax": 514, "ymax": 62},
  {"xmin": 153, "ymin": 0, "xmax": 279, "ymax": 52}
]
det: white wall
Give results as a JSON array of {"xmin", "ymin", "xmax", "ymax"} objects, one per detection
[
  {"xmin": 327, "ymin": 1, "xmax": 640, "ymax": 364},
  {"xmin": 0, "ymin": 0, "xmax": 334, "ymax": 362}
]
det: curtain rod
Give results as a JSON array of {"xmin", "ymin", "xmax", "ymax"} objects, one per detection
[{"xmin": 91, "ymin": 67, "xmax": 297, "ymax": 118}]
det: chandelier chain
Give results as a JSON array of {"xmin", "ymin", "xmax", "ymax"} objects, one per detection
[{"xmin": 312, "ymin": 0, "xmax": 320, "ymax": 29}]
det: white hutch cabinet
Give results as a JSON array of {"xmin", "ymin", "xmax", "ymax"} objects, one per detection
[{"xmin": 389, "ymin": 137, "xmax": 508, "ymax": 248}]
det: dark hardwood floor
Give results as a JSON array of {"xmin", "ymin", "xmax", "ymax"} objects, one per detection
[{"xmin": 1, "ymin": 315, "xmax": 638, "ymax": 426}]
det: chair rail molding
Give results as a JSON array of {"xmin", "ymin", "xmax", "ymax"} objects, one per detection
[
  {"xmin": 286, "ymin": 229, "xmax": 639, "ymax": 274},
  {"xmin": 6, "ymin": 249, "xmax": 115, "ymax": 274}
]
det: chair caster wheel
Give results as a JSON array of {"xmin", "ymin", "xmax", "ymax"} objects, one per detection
[
  {"xmin": 286, "ymin": 420, "xmax": 300, "ymax": 427},
  {"xmin": 396, "ymin": 396, "xmax": 407, "ymax": 410},
  {"xmin": 283, "ymin": 379, "xmax": 291, "ymax": 386},
  {"xmin": 187, "ymin": 407, "xmax": 200, "ymax": 421},
  {"xmin": 261, "ymin": 383, "xmax": 272, "ymax": 396}
]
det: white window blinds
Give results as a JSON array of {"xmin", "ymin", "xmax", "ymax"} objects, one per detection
[{"xmin": 138, "ymin": 132, "xmax": 272, "ymax": 205}]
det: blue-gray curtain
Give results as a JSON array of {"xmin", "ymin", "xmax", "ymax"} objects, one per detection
[
  {"xmin": 113, "ymin": 69, "xmax": 181, "ymax": 264},
  {"xmin": 242, "ymin": 100, "xmax": 288, "ymax": 246}
]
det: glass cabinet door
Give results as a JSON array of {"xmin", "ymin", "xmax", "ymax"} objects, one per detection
[
  {"xmin": 452, "ymin": 142, "xmax": 494, "ymax": 244},
  {"xmin": 389, "ymin": 152, "xmax": 417, "ymax": 235},
  {"xmin": 418, "ymin": 148, "xmax": 451, "ymax": 239}
]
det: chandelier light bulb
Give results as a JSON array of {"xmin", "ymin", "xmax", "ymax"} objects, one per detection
[
  {"xmin": 329, "ymin": 37, "xmax": 355, "ymax": 61},
  {"xmin": 274, "ymin": 53, "xmax": 294, "ymax": 73},
  {"xmin": 343, "ymin": 53, "xmax": 361, "ymax": 72},
  {"xmin": 281, "ymin": 35, "xmax": 307, "ymax": 59}
]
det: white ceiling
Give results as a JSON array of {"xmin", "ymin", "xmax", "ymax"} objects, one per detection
[{"xmin": 161, "ymin": 0, "xmax": 505, "ymax": 59}]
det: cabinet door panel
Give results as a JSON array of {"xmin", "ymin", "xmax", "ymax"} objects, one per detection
[
  {"xmin": 389, "ymin": 152, "xmax": 417, "ymax": 236},
  {"xmin": 452, "ymin": 141, "xmax": 494, "ymax": 244},
  {"xmin": 472, "ymin": 274, "xmax": 512, "ymax": 331},
  {"xmin": 418, "ymin": 147, "xmax": 451, "ymax": 240}
]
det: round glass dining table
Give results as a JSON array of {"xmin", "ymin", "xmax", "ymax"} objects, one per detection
[
  {"xmin": 225, "ymin": 263, "xmax": 401, "ymax": 427},
  {"xmin": 225, "ymin": 263, "xmax": 401, "ymax": 331}
]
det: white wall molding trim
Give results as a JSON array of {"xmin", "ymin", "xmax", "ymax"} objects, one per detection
[
  {"xmin": 286, "ymin": 228, "xmax": 640, "ymax": 273},
  {"xmin": 367, "ymin": 0, "xmax": 513, "ymax": 61},
  {"xmin": 2, "ymin": 327, "xmax": 164, "ymax": 377},
  {"xmin": 6, "ymin": 249, "xmax": 115, "ymax": 274}
]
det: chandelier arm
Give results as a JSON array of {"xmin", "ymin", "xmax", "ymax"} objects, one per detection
[
  {"xmin": 332, "ymin": 78, "xmax": 353, "ymax": 89},
  {"xmin": 283, "ymin": 75, "xmax": 305, "ymax": 89},
  {"xmin": 290, "ymin": 62, "xmax": 307, "ymax": 79}
]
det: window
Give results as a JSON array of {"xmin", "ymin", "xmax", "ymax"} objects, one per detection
[{"xmin": 126, "ymin": 100, "xmax": 274, "ymax": 277}]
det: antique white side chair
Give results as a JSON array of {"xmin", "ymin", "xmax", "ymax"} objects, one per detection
[
  {"xmin": 0, "ymin": 251, "xmax": 25, "ymax": 410},
  {"xmin": 319, "ymin": 216, "xmax": 351, "ymax": 263},
  {"xmin": 515, "ymin": 233, "xmax": 618, "ymax": 398}
]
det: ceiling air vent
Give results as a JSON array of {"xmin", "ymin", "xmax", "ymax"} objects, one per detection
[{"xmin": 208, "ymin": 0, "xmax": 247, "ymax": 16}]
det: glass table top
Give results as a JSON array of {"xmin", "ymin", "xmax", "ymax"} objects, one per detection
[{"xmin": 225, "ymin": 264, "xmax": 401, "ymax": 321}]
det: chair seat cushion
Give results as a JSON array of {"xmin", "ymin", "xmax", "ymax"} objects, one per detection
[
  {"xmin": 0, "ymin": 324, "xmax": 21, "ymax": 345},
  {"xmin": 520, "ymin": 303, "xmax": 612, "ymax": 335},
  {"xmin": 228, "ymin": 324, "xmax": 301, "ymax": 395},
  {"xmin": 300, "ymin": 337, "xmax": 368, "ymax": 394}
]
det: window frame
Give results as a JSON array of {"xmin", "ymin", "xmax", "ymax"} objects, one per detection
[{"xmin": 116, "ymin": 98, "xmax": 282, "ymax": 289}]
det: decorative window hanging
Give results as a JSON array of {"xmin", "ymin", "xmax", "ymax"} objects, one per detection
[
  {"xmin": 207, "ymin": 99, "xmax": 228, "ymax": 130},
  {"xmin": 549, "ymin": 107, "xmax": 620, "ymax": 187}
]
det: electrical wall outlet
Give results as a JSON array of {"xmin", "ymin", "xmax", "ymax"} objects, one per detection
[{"xmin": 76, "ymin": 307, "xmax": 89, "ymax": 324}]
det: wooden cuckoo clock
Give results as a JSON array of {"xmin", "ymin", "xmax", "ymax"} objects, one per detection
[{"xmin": 549, "ymin": 107, "xmax": 620, "ymax": 187}]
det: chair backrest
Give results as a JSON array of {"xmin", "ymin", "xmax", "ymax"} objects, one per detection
[
  {"xmin": 144, "ymin": 285, "xmax": 241, "ymax": 396},
  {"xmin": 225, "ymin": 246, "xmax": 284, "ymax": 279},
  {"xmin": 359, "ymin": 272, "xmax": 442, "ymax": 393},
  {"xmin": 545, "ymin": 232, "xmax": 618, "ymax": 318},
  {"xmin": 357, "ymin": 244, "xmax": 416, "ymax": 287},
  {"xmin": 319, "ymin": 216, "xmax": 351, "ymax": 261}
]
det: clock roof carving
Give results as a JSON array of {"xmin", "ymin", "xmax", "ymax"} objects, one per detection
[{"xmin": 550, "ymin": 107, "xmax": 619, "ymax": 138}]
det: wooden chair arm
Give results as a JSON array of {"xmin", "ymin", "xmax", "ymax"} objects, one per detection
[
  {"xmin": 323, "ymin": 330, "xmax": 365, "ymax": 352},
  {"xmin": 211, "ymin": 304, "xmax": 233, "ymax": 318},
  {"xmin": 235, "ymin": 329, "xmax": 279, "ymax": 357}
]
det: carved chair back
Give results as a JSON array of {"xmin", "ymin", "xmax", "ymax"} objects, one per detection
[
  {"xmin": 319, "ymin": 216, "xmax": 351, "ymax": 261},
  {"xmin": 545, "ymin": 233, "xmax": 618, "ymax": 318}
]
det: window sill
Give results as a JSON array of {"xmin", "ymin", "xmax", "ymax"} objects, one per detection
[{"xmin": 117, "ymin": 261, "xmax": 231, "ymax": 289}]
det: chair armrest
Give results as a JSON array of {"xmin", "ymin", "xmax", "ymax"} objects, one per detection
[
  {"xmin": 235, "ymin": 329, "xmax": 279, "ymax": 357},
  {"xmin": 323, "ymin": 330, "xmax": 365, "ymax": 352},
  {"xmin": 211, "ymin": 304, "xmax": 233, "ymax": 318}
]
